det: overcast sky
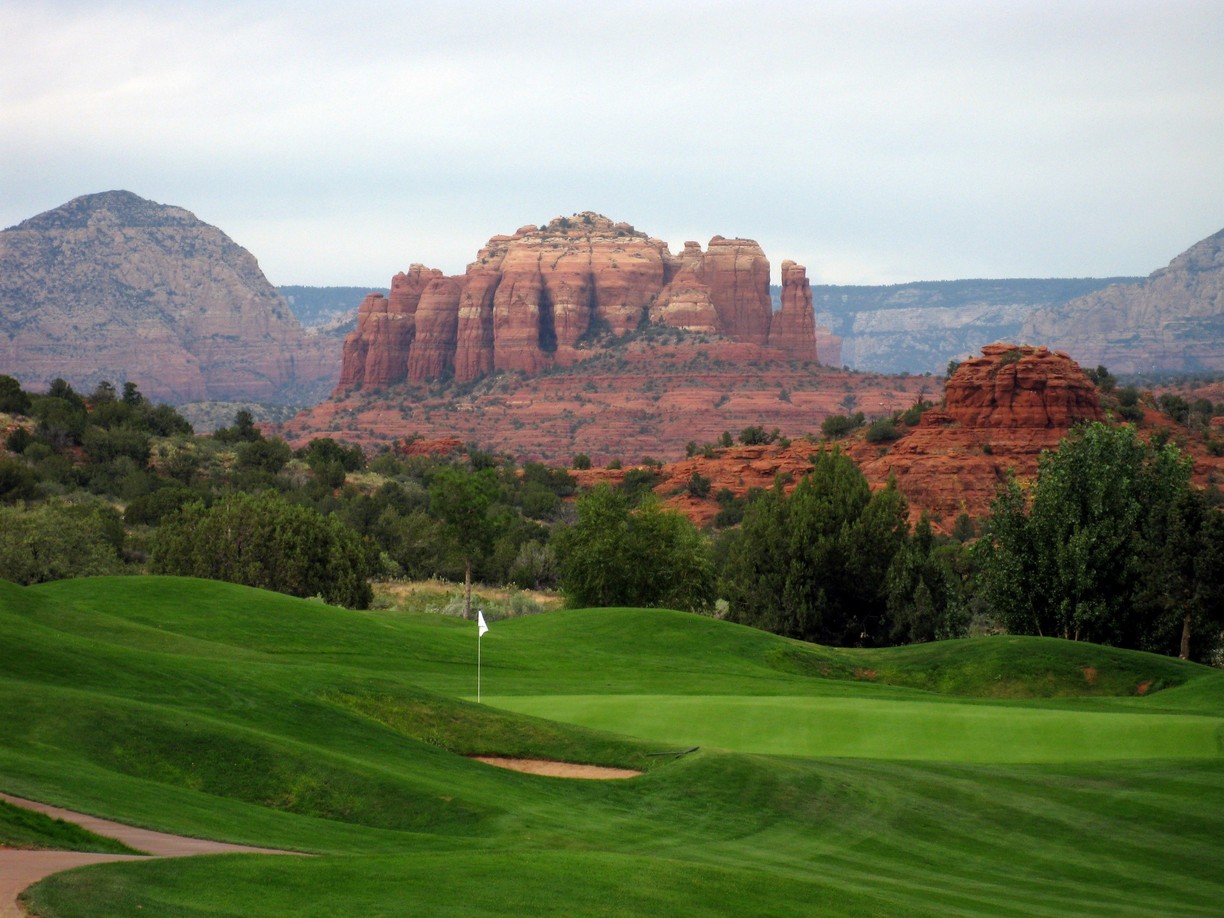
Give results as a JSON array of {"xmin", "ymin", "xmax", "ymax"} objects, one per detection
[{"xmin": 3, "ymin": 0, "xmax": 1223, "ymax": 287}]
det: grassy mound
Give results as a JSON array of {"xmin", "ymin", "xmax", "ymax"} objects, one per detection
[
  {"xmin": 2, "ymin": 576, "xmax": 1222, "ymax": 917},
  {"xmin": 0, "ymin": 798, "xmax": 141, "ymax": 854}
]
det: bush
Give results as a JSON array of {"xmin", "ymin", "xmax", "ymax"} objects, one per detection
[
  {"xmin": 0, "ymin": 500, "xmax": 126, "ymax": 583},
  {"xmin": 821, "ymin": 413, "xmax": 863, "ymax": 439},
  {"xmin": 865, "ymin": 418, "xmax": 900, "ymax": 443},
  {"xmin": 686, "ymin": 471, "xmax": 712, "ymax": 499},
  {"xmin": 572, "ymin": 453, "xmax": 591, "ymax": 470},
  {"xmin": 152, "ymin": 491, "xmax": 373, "ymax": 608}
]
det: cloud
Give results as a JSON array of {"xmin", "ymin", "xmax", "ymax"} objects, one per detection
[{"xmin": 3, "ymin": 0, "xmax": 1224, "ymax": 285}]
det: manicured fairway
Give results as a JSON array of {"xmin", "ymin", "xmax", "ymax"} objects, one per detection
[
  {"xmin": 2, "ymin": 577, "xmax": 1222, "ymax": 917},
  {"xmin": 485, "ymin": 693, "xmax": 1224, "ymax": 762}
]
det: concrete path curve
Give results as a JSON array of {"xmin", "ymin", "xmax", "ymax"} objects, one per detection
[{"xmin": 0, "ymin": 792, "xmax": 297, "ymax": 917}]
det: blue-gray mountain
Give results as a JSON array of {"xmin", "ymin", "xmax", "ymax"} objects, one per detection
[
  {"xmin": 805, "ymin": 278, "xmax": 1138, "ymax": 374},
  {"xmin": 1022, "ymin": 228, "xmax": 1224, "ymax": 373},
  {"xmin": 0, "ymin": 191, "xmax": 338, "ymax": 404}
]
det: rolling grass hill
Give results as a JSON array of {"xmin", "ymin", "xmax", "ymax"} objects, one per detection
[{"xmin": 2, "ymin": 576, "xmax": 1222, "ymax": 916}]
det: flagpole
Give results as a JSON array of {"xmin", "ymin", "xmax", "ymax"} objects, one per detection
[{"xmin": 477, "ymin": 609, "xmax": 488, "ymax": 704}]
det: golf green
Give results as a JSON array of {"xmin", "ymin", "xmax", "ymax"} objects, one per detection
[{"xmin": 484, "ymin": 694, "xmax": 1224, "ymax": 761}]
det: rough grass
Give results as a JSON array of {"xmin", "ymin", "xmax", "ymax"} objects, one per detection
[
  {"xmin": 3, "ymin": 576, "xmax": 1223, "ymax": 917},
  {"xmin": 0, "ymin": 799, "xmax": 141, "ymax": 854}
]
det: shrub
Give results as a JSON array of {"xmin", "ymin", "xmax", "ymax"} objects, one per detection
[
  {"xmin": 865, "ymin": 418, "xmax": 900, "ymax": 443},
  {"xmin": 687, "ymin": 471, "xmax": 712, "ymax": 499}
]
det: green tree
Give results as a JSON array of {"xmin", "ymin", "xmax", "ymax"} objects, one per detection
[
  {"xmin": 236, "ymin": 437, "xmax": 292, "ymax": 473},
  {"xmin": 885, "ymin": 516, "xmax": 969, "ymax": 643},
  {"xmin": 1132, "ymin": 486, "xmax": 1224, "ymax": 662},
  {"xmin": 151, "ymin": 491, "xmax": 372, "ymax": 608},
  {"xmin": 31, "ymin": 396, "xmax": 87, "ymax": 448},
  {"xmin": 719, "ymin": 450, "xmax": 909, "ymax": 645},
  {"xmin": 981, "ymin": 422, "xmax": 1193, "ymax": 647},
  {"xmin": 0, "ymin": 460, "xmax": 39, "ymax": 503},
  {"xmin": 214, "ymin": 409, "xmax": 262, "ymax": 444},
  {"xmin": 0, "ymin": 375, "xmax": 31, "ymax": 415},
  {"xmin": 0, "ymin": 501, "xmax": 126, "ymax": 584},
  {"xmin": 554, "ymin": 485, "xmax": 713, "ymax": 613},
  {"xmin": 429, "ymin": 467, "xmax": 499, "ymax": 619}
]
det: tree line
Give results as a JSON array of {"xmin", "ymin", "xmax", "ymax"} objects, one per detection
[{"xmin": 1, "ymin": 374, "xmax": 1221, "ymax": 662}]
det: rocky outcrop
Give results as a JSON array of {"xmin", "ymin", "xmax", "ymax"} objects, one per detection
[
  {"xmin": 407, "ymin": 276, "xmax": 462, "ymax": 381},
  {"xmin": 767, "ymin": 261, "xmax": 818, "ymax": 361},
  {"xmin": 1021, "ymin": 228, "xmax": 1224, "ymax": 373},
  {"xmin": 336, "ymin": 214, "xmax": 822, "ymax": 392},
  {"xmin": 698, "ymin": 236, "xmax": 773, "ymax": 344},
  {"xmin": 849, "ymin": 343, "xmax": 1105, "ymax": 530},
  {"xmin": 941, "ymin": 343, "xmax": 1104, "ymax": 428},
  {"xmin": 0, "ymin": 190, "xmax": 337, "ymax": 403},
  {"xmin": 284, "ymin": 336, "xmax": 932, "ymax": 464}
]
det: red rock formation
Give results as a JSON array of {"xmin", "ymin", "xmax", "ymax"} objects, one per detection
[
  {"xmin": 282, "ymin": 336, "xmax": 933, "ymax": 466},
  {"xmin": 849, "ymin": 343, "xmax": 1106, "ymax": 530},
  {"xmin": 700, "ymin": 236, "xmax": 773, "ymax": 345},
  {"xmin": 942, "ymin": 343, "xmax": 1104, "ymax": 428},
  {"xmin": 336, "ymin": 214, "xmax": 818, "ymax": 390},
  {"xmin": 768, "ymin": 261, "xmax": 819, "ymax": 361},
  {"xmin": 453, "ymin": 247, "xmax": 507, "ymax": 382},
  {"xmin": 407, "ymin": 276, "xmax": 462, "ymax": 382},
  {"xmin": 335, "ymin": 266, "xmax": 439, "ymax": 392}
]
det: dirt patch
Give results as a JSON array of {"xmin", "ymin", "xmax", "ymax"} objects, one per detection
[
  {"xmin": 470, "ymin": 757, "xmax": 641, "ymax": 779},
  {"xmin": 1082, "ymin": 666, "xmax": 1098, "ymax": 685},
  {"xmin": 1136, "ymin": 680, "xmax": 1152, "ymax": 695}
]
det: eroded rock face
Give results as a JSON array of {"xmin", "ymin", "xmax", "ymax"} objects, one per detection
[
  {"xmin": 335, "ymin": 214, "xmax": 821, "ymax": 390},
  {"xmin": 850, "ymin": 343, "xmax": 1105, "ymax": 530},
  {"xmin": 700, "ymin": 236, "xmax": 773, "ymax": 345},
  {"xmin": 942, "ymin": 343, "xmax": 1104, "ymax": 428},
  {"xmin": 1021, "ymin": 227, "xmax": 1224, "ymax": 373},
  {"xmin": 0, "ymin": 190, "xmax": 337, "ymax": 403},
  {"xmin": 767, "ymin": 260, "xmax": 818, "ymax": 361}
]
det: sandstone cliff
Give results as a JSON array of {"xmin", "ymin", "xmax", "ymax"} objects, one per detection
[
  {"xmin": 282, "ymin": 334, "xmax": 931, "ymax": 464},
  {"xmin": 1021, "ymin": 228, "xmax": 1224, "ymax": 373},
  {"xmin": 336, "ymin": 213, "xmax": 822, "ymax": 392},
  {"xmin": 0, "ymin": 191, "xmax": 337, "ymax": 403}
]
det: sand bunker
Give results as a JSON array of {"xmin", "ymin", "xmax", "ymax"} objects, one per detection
[{"xmin": 470, "ymin": 757, "xmax": 641, "ymax": 779}]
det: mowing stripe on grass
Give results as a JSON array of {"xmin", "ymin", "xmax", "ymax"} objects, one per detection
[{"xmin": 483, "ymin": 694, "xmax": 1224, "ymax": 762}]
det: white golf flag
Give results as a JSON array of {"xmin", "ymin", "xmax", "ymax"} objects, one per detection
[{"xmin": 478, "ymin": 610, "xmax": 489, "ymax": 637}]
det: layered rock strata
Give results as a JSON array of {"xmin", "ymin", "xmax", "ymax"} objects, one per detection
[
  {"xmin": 1021, "ymin": 227, "xmax": 1224, "ymax": 373},
  {"xmin": 0, "ymin": 190, "xmax": 337, "ymax": 403},
  {"xmin": 850, "ymin": 343, "xmax": 1105, "ymax": 529},
  {"xmin": 336, "ymin": 213, "xmax": 821, "ymax": 392}
]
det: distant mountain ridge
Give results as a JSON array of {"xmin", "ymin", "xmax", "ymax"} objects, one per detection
[
  {"xmin": 806, "ymin": 277, "xmax": 1139, "ymax": 373},
  {"xmin": 0, "ymin": 191, "xmax": 339, "ymax": 403},
  {"xmin": 279, "ymin": 285, "xmax": 381, "ymax": 333},
  {"xmin": 1022, "ymin": 228, "xmax": 1224, "ymax": 373}
]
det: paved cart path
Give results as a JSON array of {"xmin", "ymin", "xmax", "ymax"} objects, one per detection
[{"xmin": 0, "ymin": 792, "xmax": 298, "ymax": 917}]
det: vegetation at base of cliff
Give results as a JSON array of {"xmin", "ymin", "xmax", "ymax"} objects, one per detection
[
  {"xmin": 980, "ymin": 422, "xmax": 1224, "ymax": 662},
  {"xmin": 0, "ymin": 373, "xmax": 1220, "ymax": 662}
]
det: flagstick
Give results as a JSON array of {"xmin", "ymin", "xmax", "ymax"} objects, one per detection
[{"xmin": 477, "ymin": 609, "xmax": 488, "ymax": 704}]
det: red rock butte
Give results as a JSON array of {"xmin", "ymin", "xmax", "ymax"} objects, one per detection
[
  {"xmin": 851, "ymin": 343, "xmax": 1106, "ymax": 529},
  {"xmin": 336, "ymin": 213, "xmax": 831, "ymax": 392}
]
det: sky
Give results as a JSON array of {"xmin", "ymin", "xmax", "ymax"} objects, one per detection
[{"xmin": 3, "ymin": 0, "xmax": 1224, "ymax": 287}]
